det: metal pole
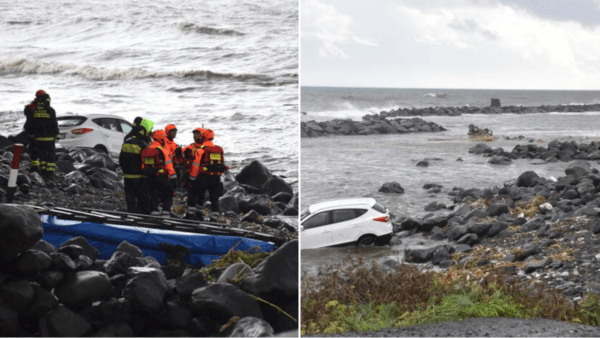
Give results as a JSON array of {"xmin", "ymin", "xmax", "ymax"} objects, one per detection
[{"xmin": 6, "ymin": 143, "xmax": 23, "ymax": 203}]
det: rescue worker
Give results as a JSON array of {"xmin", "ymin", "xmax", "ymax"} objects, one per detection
[
  {"xmin": 119, "ymin": 119, "xmax": 152, "ymax": 214},
  {"xmin": 180, "ymin": 128, "xmax": 204, "ymax": 189},
  {"xmin": 24, "ymin": 90, "xmax": 60, "ymax": 178},
  {"xmin": 164, "ymin": 124, "xmax": 182, "ymax": 189},
  {"xmin": 141, "ymin": 130, "xmax": 177, "ymax": 216},
  {"xmin": 123, "ymin": 116, "xmax": 144, "ymax": 141},
  {"xmin": 187, "ymin": 129, "xmax": 227, "ymax": 220}
]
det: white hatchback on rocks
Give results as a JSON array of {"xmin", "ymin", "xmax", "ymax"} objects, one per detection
[{"xmin": 300, "ymin": 198, "xmax": 393, "ymax": 250}]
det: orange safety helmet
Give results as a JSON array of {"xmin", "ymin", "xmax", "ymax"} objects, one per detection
[
  {"xmin": 152, "ymin": 129, "xmax": 167, "ymax": 144},
  {"xmin": 201, "ymin": 129, "xmax": 214, "ymax": 141},
  {"xmin": 165, "ymin": 124, "xmax": 177, "ymax": 134},
  {"xmin": 36, "ymin": 89, "xmax": 47, "ymax": 98},
  {"xmin": 192, "ymin": 127, "xmax": 203, "ymax": 134}
]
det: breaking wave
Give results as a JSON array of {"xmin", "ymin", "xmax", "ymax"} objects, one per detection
[
  {"xmin": 177, "ymin": 23, "xmax": 244, "ymax": 36},
  {"xmin": 0, "ymin": 58, "xmax": 295, "ymax": 85},
  {"xmin": 424, "ymin": 92, "xmax": 448, "ymax": 98}
]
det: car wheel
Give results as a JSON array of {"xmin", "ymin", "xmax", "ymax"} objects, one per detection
[
  {"xmin": 357, "ymin": 236, "xmax": 377, "ymax": 247},
  {"xmin": 94, "ymin": 145, "xmax": 108, "ymax": 154}
]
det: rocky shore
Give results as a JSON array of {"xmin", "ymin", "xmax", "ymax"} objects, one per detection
[
  {"xmin": 379, "ymin": 159, "xmax": 600, "ymax": 304},
  {"xmin": 301, "ymin": 117, "xmax": 446, "ymax": 138},
  {"xmin": 470, "ymin": 139, "xmax": 600, "ymax": 165},
  {"xmin": 0, "ymin": 138, "xmax": 299, "ymax": 336},
  {"xmin": 0, "ymin": 203, "xmax": 298, "ymax": 336},
  {"xmin": 377, "ymin": 102, "xmax": 600, "ymax": 118}
]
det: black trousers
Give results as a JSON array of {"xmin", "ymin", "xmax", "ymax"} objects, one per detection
[
  {"xmin": 189, "ymin": 175, "xmax": 223, "ymax": 213},
  {"xmin": 150, "ymin": 175, "xmax": 173, "ymax": 214},
  {"xmin": 30, "ymin": 140, "xmax": 56, "ymax": 172},
  {"xmin": 124, "ymin": 177, "xmax": 150, "ymax": 214}
]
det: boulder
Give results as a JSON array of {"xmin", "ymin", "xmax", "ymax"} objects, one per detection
[
  {"xmin": 235, "ymin": 160, "xmax": 272, "ymax": 189},
  {"xmin": 15, "ymin": 249, "xmax": 52, "ymax": 274},
  {"xmin": 378, "ymin": 182, "xmax": 405, "ymax": 194},
  {"xmin": 176, "ymin": 272, "xmax": 207, "ymax": 299},
  {"xmin": 517, "ymin": 171, "xmax": 540, "ymax": 187},
  {"xmin": 486, "ymin": 203, "xmax": 509, "ymax": 217},
  {"xmin": 565, "ymin": 160, "xmax": 591, "ymax": 178},
  {"xmin": 222, "ymin": 317, "xmax": 274, "ymax": 337},
  {"xmin": 190, "ymin": 283, "xmax": 262, "ymax": 322},
  {"xmin": 262, "ymin": 176, "xmax": 293, "ymax": 197},
  {"xmin": 115, "ymin": 241, "xmax": 144, "ymax": 258},
  {"xmin": 218, "ymin": 263, "xmax": 252, "ymax": 285},
  {"xmin": 219, "ymin": 195, "xmax": 241, "ymax": 214},
  {"xmin": 83, "ymin": 153, "xmax": 117, "ymax": 171},
  {"xmin": 123, "ymin": 267, "xmax": 168, "ymax": 313},
  {"xmin": 469, "ymin": 143, "xmax": 491, "ymax": 154},
  {"xmin": 54, "ymin": 271, "xmax": 112, "ymax": 306},
  {"xmin": 405, "ymin": 247, "xmax": 435, "ymax": 263},
  {"xmin": 0, "ymin": 280, "xmax": 34, "ymax": 311},
  {"xmin": 42, "ymin": 305, "xmax": 92, "ymax": 337},
  {"xmin": 241, "ymin": 240, "xmax": 297, "ymax": 296},
  {"xmin": 59, "ymin": 236, "xmax": 99, "ymax": 261},
  {"xmin": 0, "ymin": 204, "xmax": 44, "ymax": 262}
]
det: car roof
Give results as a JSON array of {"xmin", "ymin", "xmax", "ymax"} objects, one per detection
[
  {"xmin": 308, "ymin": 198, "xmax": 376, "ymax": 213},
  {"xmin": 57, "ymin": 113, "xmax": 125, "ymax": 119}
]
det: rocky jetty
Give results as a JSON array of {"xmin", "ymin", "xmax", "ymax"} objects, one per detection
[
  {"xmin": 378, "ymin": 103, "xmax": 600, "ymax": 118},
  {"xmin": 383, "ymin": 162, "xmax": 600, "ymax": 302},
  {"xmin": 469, "ymin": 139, "xmax": 600, "ymax": 164},
  {"xmin": 0, "ymin": 204, "xmax": 298, "ymax": 336},
  {"xmin": 301, "ymin": 117, "xmax": 446, "ymax": 138},
  {"xmin": 0, "ymin": 141, "xmax": 298, "ymax": 236}
]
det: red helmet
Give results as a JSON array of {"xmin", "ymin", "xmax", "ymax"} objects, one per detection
[
  {"xmin": 152, "ymin": 129, "xmax": 167, "ymax": 143},
  {"xmin": 201, "ymin": 129, "xmax": 214, "ymax": 141},
  {"xmin": 36, "ymin": 90, "xmax": 46, "ymax": 97},
  {"xmin": 165, "ymin": 124, "xmax": 177, "ymax": 135},
  {"xmin": 193, "ymin": 127, "xmax": 203, "ymax": 134}
]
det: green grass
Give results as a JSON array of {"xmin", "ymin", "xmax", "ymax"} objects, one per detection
[{"xmin": 301, "ymin": 256, "xmax": 600, "ymax": 335}]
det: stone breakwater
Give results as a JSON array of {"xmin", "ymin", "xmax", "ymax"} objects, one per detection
[
  {"xmin": 469, "ymin": 139, "xmax": 600, "ymax": 165},
  {"xmin": 377, "ymin": 160, "xmax": 600, "ymax": 302},
  {"xmin": 376, "ymin": 103, "xmax": 600, "ymax": 118},
  {"xmin": 0, "ymin": 203, "xmax": 298, "ymax": 336},
  {"xmin": 0, "ymin": 134, "xmax": 299, "ymax": 235},
  {"xmin": 301, "ymin": 117, "xmax": 447, "ymax": 138}
]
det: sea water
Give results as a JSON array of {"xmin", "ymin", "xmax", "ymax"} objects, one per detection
[{"xmin": 0, "ymin": 0, "xmax": 299, "ymax": 180}]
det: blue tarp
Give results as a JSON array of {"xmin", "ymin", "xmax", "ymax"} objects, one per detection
[{"xmin": 40, "ymin": 215, "xmax": 274, "ymax": 266}]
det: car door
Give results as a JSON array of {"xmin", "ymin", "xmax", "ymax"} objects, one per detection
[
  {"xmin": 300, "ymin": 211, "xmax": 332, "ymax": 249},
  {"xmin": 329, "ymin": 209, "xmax": 368, "ymax": 246},
  {"xmin": 93, "ymin": 118, "xmax": 123, "ymax": 155}
]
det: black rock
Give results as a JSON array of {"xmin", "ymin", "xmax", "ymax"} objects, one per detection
[
  {"xmin": 176, "ymin": 271, "xmax": 207, "ymax": 299},
  {"xmin": 262, "ymin": 176, "xmax": 293, "ymax": 197},
  {"xmin": 271, "ymin": 192, "xmax": 293, "ymax": 204},
  {"xmin": 218, "ymin": 263, "xmax": 252, "ymax": 285},
  {"xmin": 486, "ymin": 203, "xmax": 509, "ymax": 217},
  {"xmin": 405, "ymin": 247, "xmax": 436, "ymax": 263},
  {"xmin": 54, "ymin": 270, "xmax": 112, "ymax": 307},
  {"xmin": 222, "ymin": 317, "xmax": 275, "ymax": 337},
  {"xmin": 0, "ymin": 280, "xmax": 34, "ymax": 311},
  {"xmin": 15, "ymin": 249, "xmax": 52, "ymax": 274},
  {"xmin": 283, "ymin": 207, "xmax": 298, "ymax": 216},
  {"xmin": 378, "ymin": 181, "xmax": 405, "ymax": 194},
  {"xmin": 91, "ymin": 322, "xmax": 135, "ymax": 337},
  {"xmin": 190, "ymin": 283, "xmax": 263, "ymax": 322},
  {"xmin": 161, "ymin": 264, "xmax": 185, "ymax": 280},
  {"xmin": 50, "ymin": 252, "xmax": 77, "ymax": 272},
  {"xmin": 59, "ymin": 236, "xmax": 100, "ymax": 262},
  {"xmin": 116, "ymin": 241, "xmax": 144, "ymax": 258},
  {"xmin": 27, "ymin": 284, "xmax": 59, "ymax": 317},
  {"xmin": 0, "ymin": 204, "xmax": 44, "ymax": 262},
  {"xmin": 42, "ymin": 305, "xmax": 92, "ymax": 337},
  {"xmin": 219, "ymin": 195, "xmax": 240, "ymax": 214},
  {"xmin": 123, "ymin": 267, "xmax": 168, "ymax": 313},
  {"xmin": 0, "ymin": 303, "xmax": 19, "ymax": 336},
  {"xmin": 241, "ymin": 210, "xmax": 260, "ymax": 223},
  {"xmin": 517, "ymin": 171, "xmax": 540, "ymax": 187},
  {"xmin": 235, "ymin": 160, "xmax": 272, "ymax": 189},
  {"xmin": 36, "ymin": 270, "xmax": 64, "ymax": 289},
  {"xmin": 57, "ymin": 244, "xmax": 85, "ymax": 259}
]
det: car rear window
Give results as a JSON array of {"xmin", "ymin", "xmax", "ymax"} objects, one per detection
[
  {"xmin": 331, "ymin": 209, "xmax": 368, "ymax": 224},
  {"xmin": 57, "ymin": 116, "xmax": 86, "ymax": 127},
  {"xmin": 372, "ymin": 203, "xmax": 387, "ymax": 214},
  {"xmin": 92, "ymin": 118, "xmax": 122, "ymax": 132}
]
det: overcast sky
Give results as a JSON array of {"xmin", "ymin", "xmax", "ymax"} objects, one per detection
[{"xmin": 301, "ymin": 0, "xmax": 600, "ymax": 89}]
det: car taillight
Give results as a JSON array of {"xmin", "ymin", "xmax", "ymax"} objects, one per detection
[
  {"xmin": 373, "ymin": 216, "xmax": 389, "ymax": 222},
  {"xmin": 71, "ymin": 128, "xmax": 94, "ymax": 135}
]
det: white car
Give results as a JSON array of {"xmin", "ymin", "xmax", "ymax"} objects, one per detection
[
  {"xmin": 300, "ymin": 198, "xmax": 393, "ymax": 250},
  {"xmin": 57, "ymin": 114, "xmax": 134, "ymax": 157}
]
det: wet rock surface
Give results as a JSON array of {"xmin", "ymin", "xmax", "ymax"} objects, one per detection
[
  {"xmin": 0, "ymin": 144, "xmax": 298, "ymax": 336},
  {"xmin": 302, "ymin": 117, "xmax": 446, "ymax": 138},
  {"xmin": 0, "ymin": 145, "xmax": 298, "ymax": 241},
  {"xmin": 0, "ymin": 235, "xmax": 297, "ymax": 336},
  {"xmin": 470, "ymin": 139, "xmax": 600, "ymax": 163}
]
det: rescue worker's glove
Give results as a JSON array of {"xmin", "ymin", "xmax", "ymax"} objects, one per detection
[{"xmin": 175, "ymin": 146, "xmax": 183, "ymax": 158}]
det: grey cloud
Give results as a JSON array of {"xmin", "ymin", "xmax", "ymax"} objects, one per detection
[{"xmin": 448, "ymin": 18, "xmax": 499, "ymax": 40}]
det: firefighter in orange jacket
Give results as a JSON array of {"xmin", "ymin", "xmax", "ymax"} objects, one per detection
[
  {"xmin": 141, "ymin": 129, "xmax": 177, "ymax": 216},
  {"xmin": 186, "ymin": 129, "xmax": 227, "ymax": 219},
  {"xmin": 164, "ymin": 123, "xmax": 184, "ymax": 189},
  {"xmin": 180, "ymin": 128, "xmax": 203, "ymax": 189}
]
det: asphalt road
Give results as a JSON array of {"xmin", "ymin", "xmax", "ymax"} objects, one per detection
[{"xmin": 307, "ymin": 317, "xmax": 600, "ymax": 337}]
